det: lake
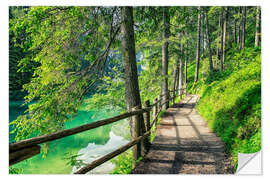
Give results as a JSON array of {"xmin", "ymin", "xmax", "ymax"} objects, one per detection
[{"xmin": 9, "ymin": 99, "xmax": 130, "ymax": 174}]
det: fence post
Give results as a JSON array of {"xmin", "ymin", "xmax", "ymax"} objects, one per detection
[
  {"xmin": 172, "ymin": 89, "xmax": 175, "ymax": 105},
  {"xmin": 131, "ymin": 105, "xmax": 141, "ymax": 168},
  {"xmin": 153, "ymin": 98, "xmax": 157, "ymax": 118},
  {"xmin": 158, "ymin": 95, "xmax": 161, "ymax": 111},
  {"xmin": 157, "ymin": 95, "xmax": 162, "ymax": 128},
  {"xmin": 157, "ymin": 96, "xmax": 160, "ymax": 113},
  {"xmin": 168, "ymin": 91, "xmax": 170, "ymax": 105},
  {"xmin": 167, "ymin": 91, "xmax": 170, "ymax": 107},
  {"xmin": 142, "ymin": 100, "xmax": 151, "ymax": 155},
  {"xmin": 168, "ymin": 91, "xmax": 171, "ymax": 108}
]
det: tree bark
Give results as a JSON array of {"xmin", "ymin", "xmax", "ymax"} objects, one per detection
[
  {"xmin": 234, "ymin": 19, "xmax": 237, "ymax": 44},
  {"xmin": 201, "ymin": 11, "xmax": 204, "ymax": 55},
  {"xmin": 120, "ymin": 6, "xmax": 143, "ymax": 162},
  {"xmin": 216, "ymin": 13, "xmax": 221, "ymax": 68},
  {"xmin": 175, "ymin": 62, "xmax": 179, "ymax": 96},
  {"xmin": 255, "ymin": 6, "xmax": 260, "ymax": 47},
  {"xmin": 171, "ymin": 66, "xmax": 178, "ymax": 104},
  {"xmin": 185, "ymin": 43, "xmax": 188, "ymax": 86},
  {"xmin": 178, "ymin": 44, "xmax": 184, "ymax": 96},
  {"xmin": 220, "ymin": 8, "xmax": 224, "ymax": 71},
  {"xmin": 142, "ymin": 100, "xmax": 150, "ymax": 155},
  {"xmin": 241, "ymin": 6, "xmax": 246, "ymax": 49},
  {"xmin": 238, "ymin": 7, "xmax": 242, "ymax": 49},
  {"xmin": 161, "ymin": 7, "xmax": 170, "ymax": 110},
  {"xmin": 184, "ymin": 42, "xmax": 188, "ymax": 95},
  {"xmin": 222, "ymin": 7, "xmax": 228, "ymax": 67},
  {"xmin": 233, "ymin": 8, "xmax": 237, "ymax": 44},
  {"xmin": 178, "ymin": 58, "xmax": 182, "ymax": 96},
  {"xmin": 195, "ymin": 6, "xmax": 201, "ymax": 82},
  {"xmin": 227, "ymin": 8, "xmax": 233, "ymax": 49},
  {"xmin": 217, "ymin": 14, "xmax": 221, "ymax": 58},
  {"xmin": 205, "ymin": 8, "xmax": 213, "ymax": 72}
]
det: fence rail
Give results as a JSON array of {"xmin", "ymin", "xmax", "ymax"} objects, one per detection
[
  {"xmin": 9, "ymin": 89, "xmax": 184, "ymax": 173},
  {"xmin": 9, "ymin": 108, "xmax": 151, "ymax": 152}
]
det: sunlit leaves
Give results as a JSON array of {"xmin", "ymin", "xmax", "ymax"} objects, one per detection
[{"xmin": 10, "ymin": 6, "xmax": 119, "ymax": 141}]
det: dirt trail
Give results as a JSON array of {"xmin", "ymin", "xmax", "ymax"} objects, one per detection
[{"xmin": 132, "ymin": 94, "xmax": 234, "ymax": 174}]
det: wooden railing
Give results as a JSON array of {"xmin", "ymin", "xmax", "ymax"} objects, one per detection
[{"xmin": 9, "ymin": 89, "xmax": 184, "ymax": 174}]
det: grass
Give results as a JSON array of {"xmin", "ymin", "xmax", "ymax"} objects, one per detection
[{"xmin": 187, "ymin": 47, "xmax": 261, "ymax": 170}]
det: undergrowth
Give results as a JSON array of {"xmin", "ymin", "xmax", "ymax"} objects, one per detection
[
  {"xmin": 187, "ymin": 47, "xmax": 261, "ymax": 170},
  {"xmin": 111, "ymin": 150, "xmax": 133, "ymax": 174}
]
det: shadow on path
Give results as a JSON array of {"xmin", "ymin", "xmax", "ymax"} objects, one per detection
[{"xmin": 132, "ymin": 94, "xmax": 234, "ymax": 174}]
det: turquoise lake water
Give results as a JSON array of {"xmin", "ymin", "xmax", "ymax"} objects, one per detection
[{"xmin": 9, "ymin": 100, "xmax": 130, "ymax": 174}]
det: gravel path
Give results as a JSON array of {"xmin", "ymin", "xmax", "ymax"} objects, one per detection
[{"xmin": 132, "ymin": 94, "xmax": 234, "ymax": 174}]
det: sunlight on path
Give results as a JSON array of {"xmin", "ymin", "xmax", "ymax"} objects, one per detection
[{"xmin": 132, "ymin": 94, "xmax": 233, "ymax": 174}]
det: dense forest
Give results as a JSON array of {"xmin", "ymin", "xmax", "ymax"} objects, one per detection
[{"xmin": 9, "ymin": 6, "xmax": 261, "ymax": 174}]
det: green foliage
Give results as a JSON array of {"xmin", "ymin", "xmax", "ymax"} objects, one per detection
[
  {"xmin": 62, "ymin": 152, "xmax": 86, "ymax": 169},
  {"xmin": 84, "ymin": 77, "xmax": 126, "ymax": 112},
  {"xmin": 9, "ymin": 7, "xmax": 35, "ymax": 98},
  {"xmin": 84, "ymin": 51, "xmax": 127, "ymax": 112},
  {"xmin": 138, "ymin": 50, "xmax": 162, "ymax": 104},
  {"xmin": 188, "ymin": 48, "xmax": 261, "ymax": 169},
  {"xmin": 9, "ymin": 167, "xmax": 24, "ymax": 174},
  {"xmin": 111, "ymin": 150, "xmax": 133, "ymax": 174},
  {"xmin": 10, "ymin": 7, "xmax": 120, "ymax": 142}
]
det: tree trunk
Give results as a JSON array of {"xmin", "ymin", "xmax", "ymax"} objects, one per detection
[
  {"xmin": 234, "ymin": 21, "xmax": 237, "ymax": 44},
  {"xmin": 120, "ymin": 6, "xmax": 143, "ymax": 164},
  {"xmin": 234, "ymin": 20, "xmax": 237, "ymax": 44},
  {"xmin": 185, "ymin": 43, "xmax": 188, "ymax": 85},
  {"xmin": 161, "ymin": 7, "xmax": 170, "ymax": 110},
  {"xmin": 242, "ymin": 6, "xmax": 246, "ymax": 49},
  {"xmin": 205, "ymin": 8, "xmax": 213, "ymax": 72},
  {"xmin": 142, "ymin": 100, "xmax": 150, "ymax": 155},
  {"xmin": 255, "ymin": 6, "xmax": 260, "ymax": 47},
  {"xmin": 217, "ymin": 14, "xmax": 221, "ymax": 58},
  {"xmin": 201, "ymin": 11, "xmax": 204, "ymax": 55},
  {"xmin": 195, "ymin": 6, "xmax": 201, "ymax": 82},
  {"xmin": 178, "ymin": 44, "xmax": 184, "ymax": 96},
  {"xmin": 171, "ymin": 66, "xmax": 178, "ymax": 104},
  {"xmin": 238, "ymin": 7, "xmax": 242, "ymax": 49},
  {"xmin": 233, "ymin": 8, "xmax": 237, "ymax": 44},
  {"xmin": 175, "ymin": 62, "xmax": 179, "ymax": 96},
  {"xmin": 227, "ymin": 8, "xmax": 233, "ymax": 49},
  {"xmin": 172, "ymin": 68, "xmax": 177, "ymax": 95},
  {"xmin": 180, "ymin": 58, "xmax": 184, "ymax": 96},
  {"xmin": 222, "ymin": 7, "xmax": 227, "ymax": 67},
  {"xmin": 178, "ymin": 53, "xmax": 182, "ymax": 96},
  {"xmin": 220, "ymin": 8, "xmax": 224, "ymax": 71},
  {"xmin": 216, "ymin": 13, "xmax": 221, "ymax": 68}
]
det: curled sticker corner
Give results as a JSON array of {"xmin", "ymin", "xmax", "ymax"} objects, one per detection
[{"xmin": 236, "ymin": 150, "xmax": 262, "ymax": 175}]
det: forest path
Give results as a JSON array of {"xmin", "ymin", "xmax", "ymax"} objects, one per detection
[{"xmin": 132, "ymin": 94, "xmax": 233, "ymax": 174}]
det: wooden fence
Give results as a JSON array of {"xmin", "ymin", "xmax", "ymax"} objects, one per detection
[{"xmin": 9, "ymin": 89, "xmax": 183, "ymax": 174}]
